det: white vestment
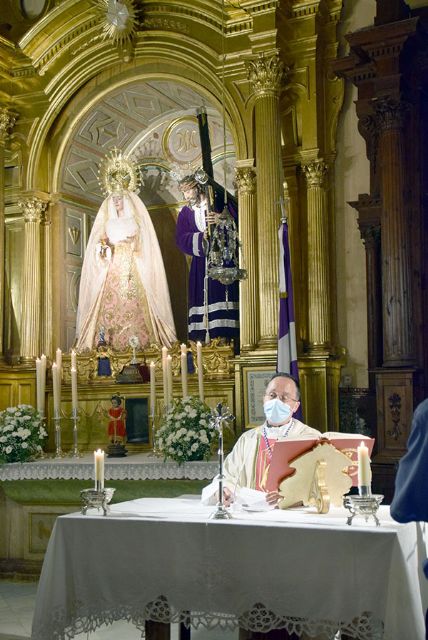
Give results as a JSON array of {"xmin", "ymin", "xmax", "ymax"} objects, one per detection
[{"xmin": 201, "ymin": 419, "xmax": 322, "ymax": 505}]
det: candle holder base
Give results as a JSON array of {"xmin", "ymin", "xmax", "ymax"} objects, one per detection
[
  {"xmin": 209, "ymin": 505, "xmax": 233, "ymax": 520},
  {"xmin": 51, "ymin": 450, "xmax": 66, "ymax": 459},
  {"xmin": 107, "ymin": 442, "xmax": 127, "ymax": 458},
  {"xmin": 68, "ymin": 449, "xmax": 83, "ymax": 459},
  {"xmin": 80, "ymin": 488, "xmax": 116, "ymax": 516},
  {"xmin": 343, "ymin": 494, "xmax": 384, "ymax": 526}
]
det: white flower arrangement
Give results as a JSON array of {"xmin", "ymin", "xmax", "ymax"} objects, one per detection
[
  {"xmin": 154, "ymin": 396, "xmax": 216, "ymax": 464},
  {"xmin": 0, "ymin": 405, "xmax": 47, "ymax": 463}
]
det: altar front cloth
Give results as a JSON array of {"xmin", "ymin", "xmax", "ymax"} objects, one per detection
[
  {"xmin": 0, "ymin": 453, "xmax": 217, "ymax": 481},
  {"xmin": 31, "ymin": 498, "xmax": 428, "ymax": 640}
]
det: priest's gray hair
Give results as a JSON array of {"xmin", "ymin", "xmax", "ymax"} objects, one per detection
[{"xmin": 268, "ymin": 372, "xmax": 301, "ymax": 401}]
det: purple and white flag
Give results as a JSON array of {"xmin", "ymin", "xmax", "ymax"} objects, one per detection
[{"xmin": 277, "ymin": 220, "xmax": 299, "ymax": 380}]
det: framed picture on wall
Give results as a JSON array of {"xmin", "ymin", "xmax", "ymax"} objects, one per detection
[
  {"xmin": 125, "ymin": 397, "xmax": 150, "ymax": 446},
  {"xmin": 243, "ymin": 368, "xmax": 275, "ymax": 429}
]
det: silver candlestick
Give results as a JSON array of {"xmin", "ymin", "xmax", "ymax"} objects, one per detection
[
  {"xmin": 69, "ymin": 407, "xmax": 82, "ymax": 458},
  {"xmin": 80, "ymin": 488, "xmax": 115, "ymax": 516},
  {"xmin": 344, "ymin": 490, "xmax": 384, "ymax": 526},
  {"xmin": 150, "ymin": 410, "xmax": 157, "ymax": 456},
  {"xmin": 53, "ymin": 409, "xmax": 65, "ymax": 458},
  {"xmin": 209, "ymin": 403, "xmax": 233, "ymax": 520}
]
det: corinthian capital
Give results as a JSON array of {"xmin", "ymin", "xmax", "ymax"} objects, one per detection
[
  {"xmin": 18, "ymin": 197, "xmax": 49, "ymax": 223},
  {"xmin": 359, "ymin": 223, "xmax": 381, "ymax": 249},
  {"xmin": 0, "ymin": 107, "xmax": 17, "ymax": 143},
  {"xmin": 302, "ymin": 160, "xmax": 328, "ymax": 188},
  {"xmin": 247, "ymin": 53, "xmax": 284, "ymax": 98},
  {"xmin": 373, "ymin": 97, "xmax": 409, "ymax": 131},
  {"xmin": 234, "ymin": 166, "xmax": 256, "ymax": 194}
]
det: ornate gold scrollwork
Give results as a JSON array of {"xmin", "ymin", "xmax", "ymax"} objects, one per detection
[{"xmin": 61, "ymin": 339, "xmax": 234, "ymax": 385}]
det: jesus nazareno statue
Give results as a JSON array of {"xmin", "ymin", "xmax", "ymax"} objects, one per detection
[
  {"xmin": 75, "ymin": 149, "xmax": 176, "ymax": 352},
  {"xmin": 176, "ymin": 173, "xmax": 239, "ymax": 345}
]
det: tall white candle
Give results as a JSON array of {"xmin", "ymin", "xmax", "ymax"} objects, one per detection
[
  {"xmin": 71, "ymin": 367, "xmax": 78, "ymax": 413},
  {"xmin": 161, "ymin": 346, "xmax": 168, "ymax": 367},
  {"xmin": 52, "ymin": 363, "xmax": 60, "ymax": 416},
  {"xmin": 196, "ymin": 341, "xmax": 204, "ymax": 401},
  {"xmin": 71, "ymin": 349, "xmax": 77, "ymax": 370},
  {"xmin": 94, "ymin": 449, "xmax": 105, "ymax": 490},
  {"xmin": 180, "ymin": 344, "xmax": 188, "ymax": 399},
  {"xmin": 36, "ymin": 358, "xmax": 43, "ymax": 414},
  {"xmin": 55, "ymin": 348, "xmax": 62, "ymax": 407},
  {"xmin": 40, "ymin": 354, "xmax": 47, "ymax": 415},
  {"xmin": 166, "ymin": 355, "xmax": 173, "ymax": 406},
  {"xmin": 150, "ymin": 361, "xmax": 156, "ymax": 417},
  {"xmin": 357, "ymin": 441, "xmax": 372, "ymax": 488},
  {"xmin": 162, "ymin": 348, "xmax": 168, "ymax": 406}
]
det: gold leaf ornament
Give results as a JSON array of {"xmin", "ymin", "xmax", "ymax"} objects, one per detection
[
  {"xmin": 98, "ymin": 148, "xmax": 139, "ymax": 195},
  {"xmin": 94, "ymin": 0, "xmax": 138, "ymax": 47}
]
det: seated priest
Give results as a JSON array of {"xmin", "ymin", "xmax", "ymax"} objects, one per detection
[{"xmin": 202, "ymin": 372, "xmax": 321, "ymax": 507}]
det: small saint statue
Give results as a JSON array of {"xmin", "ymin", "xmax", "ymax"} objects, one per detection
[{"xmin": 106, "ymin": 395, "xmax": 127, "ymax": 457}]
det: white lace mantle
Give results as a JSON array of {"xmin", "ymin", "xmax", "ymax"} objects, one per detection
[
  {"xmin": 31, "ymin": 596, "xmax": 384, "ymax": 640},
  {"xmin": 0, "ymin": 454, "xmax": 217, "ymax": 481}
]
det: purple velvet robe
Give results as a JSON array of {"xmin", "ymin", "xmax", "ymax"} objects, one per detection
[{"xmin": 176, "ymin": 204, "xmax": 239, "ymax": 343}]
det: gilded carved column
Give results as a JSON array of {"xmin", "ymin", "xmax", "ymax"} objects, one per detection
[
  {"xmin": 235, "ymin": 164, "xmax": 258, "ymax": 350},
  {"xmin": 303, "ymin": 160, "xmax": 331, "ymax": 352},
  {"xmin": 247, "ymin": 53, "xmax": 283, "ymax": 348},
  {"xmin": 374, "ymin": 97, "xmax": 414, "ymax": 366},
  {"xmin": 0, "ymin": 107, "xmax": 17, "ymax": 356},
  {"xmin": 18, "ymin": 197, "xmax": 48, "ymax": 362},
  {"xmin": 41, "ymin": 209, "xmax": 52, "ymax": 356}
]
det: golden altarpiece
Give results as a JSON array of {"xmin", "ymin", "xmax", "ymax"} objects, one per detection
[{"xmin": 0, "ymin": 0, "xmax": 347, "ymax": 457}]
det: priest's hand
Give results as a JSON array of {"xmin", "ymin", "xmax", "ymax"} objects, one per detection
[
  {"xmin": 265, "ymin": 491, "xmax": 282, "ymax": 506},
  {"xmin": 223, "ymin": 487, "xmax": 234, "ymax": 507}
]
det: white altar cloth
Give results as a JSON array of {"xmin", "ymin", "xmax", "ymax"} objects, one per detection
[
  {"xmin": 31, "ymin": 498, "xmax": 428, "ymax": 640},
  {"xmin": 0, "ymin": 453, "xmax": 217, "ymax": 481}
]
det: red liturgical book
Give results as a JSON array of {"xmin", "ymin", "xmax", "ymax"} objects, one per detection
[{"xmin": 266, "ymin": 433, "xmax": 375, "ymax": 492}]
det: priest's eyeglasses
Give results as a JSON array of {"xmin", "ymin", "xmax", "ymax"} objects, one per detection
[{"xmin": 264, "ymin": 391, "xmax": 299, "ymax": 404}]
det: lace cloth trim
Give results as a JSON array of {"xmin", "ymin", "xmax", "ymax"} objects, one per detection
[
  {"xmin": 0, "ymin": 458, "xmax": 217, "ymax": 481},
  {"xmin": 31, "ymin": 597, "xmax": 384, "ymax": 640}
]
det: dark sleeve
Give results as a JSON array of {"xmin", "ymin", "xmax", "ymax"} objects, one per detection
[
  {"xmin": 390, "ymin": 399, "xmax": 428, "ymax": 523},
  {"xmin": 227, "ymin": 200, "xmax": 238, "ymax": 224},
  {"xmin": 176, "ymin": 207, "xmax": 205, "ymax": 258}
]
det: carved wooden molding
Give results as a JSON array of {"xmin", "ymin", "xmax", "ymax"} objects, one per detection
[{"xmin": 61, "ymin": 339, "xmax": 234, "ymax": 385}]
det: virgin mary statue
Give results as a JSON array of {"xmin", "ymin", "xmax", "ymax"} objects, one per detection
[{"xmin": 75, "ymin": 151, "xmax": 176, "ymax": 350}]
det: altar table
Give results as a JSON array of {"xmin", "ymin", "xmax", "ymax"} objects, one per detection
[{"xmin": 31, "ymin": 498, "xmax": 428, "ymax": 640}]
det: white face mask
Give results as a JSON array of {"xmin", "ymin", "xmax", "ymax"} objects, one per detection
[{"xmin": 263, "ymin": 398, "xmax": 292, "ymax": 426}]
